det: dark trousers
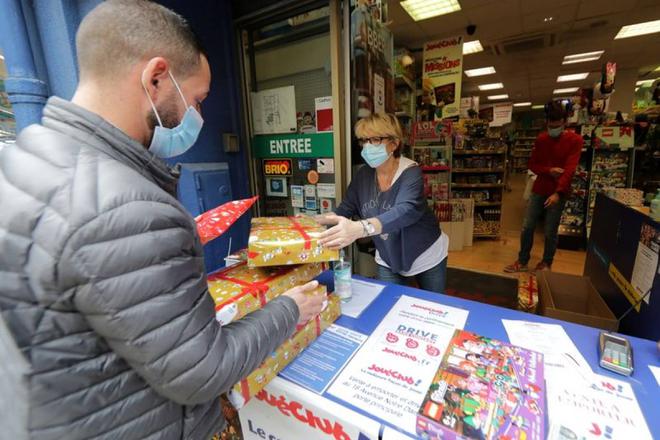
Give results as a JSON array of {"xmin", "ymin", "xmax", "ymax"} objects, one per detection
[{"xmin": 518, "ymin": 193, "xmax": 566, "ymax": 265}]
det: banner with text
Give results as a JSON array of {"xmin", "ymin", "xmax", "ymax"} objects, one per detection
[
  {"xmin": 422, "ymin": 36, "xmax": 464, "ymax": 120},
  {"xmin": 252, "ymin": 133, "xmax": 334, "ymax": 159}
]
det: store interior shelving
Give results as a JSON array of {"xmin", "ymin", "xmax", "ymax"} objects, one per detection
[{"xmin": 452, "ymin": 119, "xmax": 506, "ymax": 238}]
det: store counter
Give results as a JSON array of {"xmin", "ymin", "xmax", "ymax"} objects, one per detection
[{"xmin": 238, "ymin": 272, "xmax": 660, "ymax": 440}]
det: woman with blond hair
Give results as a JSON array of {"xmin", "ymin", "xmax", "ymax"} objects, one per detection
[{"xmin": 318, "ymin": 113, "xmax": 448, "ymax": 293}]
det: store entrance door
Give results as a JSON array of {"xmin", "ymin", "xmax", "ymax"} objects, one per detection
[{"xmin": 236, "ymin": 1, "xmax": 347, "ymax": 218}]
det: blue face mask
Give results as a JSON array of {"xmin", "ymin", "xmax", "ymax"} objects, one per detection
[
  {"xmin": 361, "ymin": 143, "xmax": 391, "ymax": 168},
  {"xmin": 548, "ymin": 126, "xmax": 564, "ymax": 138},
  {"xmin": 143, "ymin": 70, "xmax": 204, "ymax": 158}
]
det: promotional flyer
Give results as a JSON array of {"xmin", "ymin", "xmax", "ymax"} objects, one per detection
[
  {"xmin": 327, "ymin": 295, "xmax": 469, "ymax": 434},
  {"xmin": 422, "ymin": 36, "xmax": 464, "ymax": 120}
]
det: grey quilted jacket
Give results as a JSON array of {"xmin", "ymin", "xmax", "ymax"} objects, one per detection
[{"xmin": 0, "ymin": 97, "xmax": 300, "ymax": 439}]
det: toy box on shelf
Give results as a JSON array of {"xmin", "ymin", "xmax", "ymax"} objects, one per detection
[{"xmin": 412, "ymin": 120, "xmax": 453, "ymax": 212}]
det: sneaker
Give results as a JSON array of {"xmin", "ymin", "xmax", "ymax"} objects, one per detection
[
  {"xmin": 504, "ymin": 261, "xmax": 529, "ymax": 273},
  {"xmin": 533, "ymin": 261, "xmax": 552, "ymax": 272}
]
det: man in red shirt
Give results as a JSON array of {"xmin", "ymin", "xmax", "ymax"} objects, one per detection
[{"xmin": 505, "ymin": 101, "xmax": 583, "ymax": 273}]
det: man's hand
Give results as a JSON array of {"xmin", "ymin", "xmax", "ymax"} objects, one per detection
[
  {"xmin": 544, "ymin": 192, "xmax": 560, "ymax": 208},
  {"xmin": 317, "ymin": 215, "xmax": 364, "ymax": 249},
  {"xmin": 549, "ymin": 167, "xmax": 564, "ymax": 178},
  {"xmin": 283, "ymin": 280, "xmax": 326, "ymax": 324}
]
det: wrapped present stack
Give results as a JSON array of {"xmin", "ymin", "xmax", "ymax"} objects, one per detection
[{"xmin": 202, "ymin": 214, "xmax": 341, "ymax": 409}]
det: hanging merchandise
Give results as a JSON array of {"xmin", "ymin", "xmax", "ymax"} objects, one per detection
[
  {"xmin": 351, "ymin": 2, "xmax": 394, "ymax": 120},
  {"xmin": 600, "ymin": 62, "xmax": 617, "ymax": 95},
  {"xmin": 422, "ymin": 36, "xmax": 464, "ymax": 120}
]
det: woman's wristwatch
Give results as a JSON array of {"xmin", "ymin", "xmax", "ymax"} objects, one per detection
[{"xmin": 359, "ymin": 219, "xmax": 376, "ymax": 237}]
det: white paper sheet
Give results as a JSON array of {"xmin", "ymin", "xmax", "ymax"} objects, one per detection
[
  {"xmin": 328, "ymin": 295, "xmax": 469, "ymax": 434},
  {"xmin": 502, "ymin": 319, "xmax": 593, "ymax": 381},
  {"xmin": 546, "ymin": 373, "xmax": 652, "ymax": 440},
  {"xmin": 340, "ymin": 279, "xmax": 384, "ymax": 318},
  {"xmin": 649, "ymin": 365, "xmax": 660, "ymax": 387}
]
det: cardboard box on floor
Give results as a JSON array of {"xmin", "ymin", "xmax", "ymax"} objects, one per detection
[{"xmin": 537, "ymin": 271, "xmax": 618, "ymax": 331}]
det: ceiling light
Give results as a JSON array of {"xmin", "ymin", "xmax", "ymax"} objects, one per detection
[
  {"xmin": 514, "ymin": 102, "xmax": 532, "ymax": 107},
  {"xmin": 557, "ymin": 73, "xmax": 589, "ymax": 82},
  {"xmin": 614, "ymin": 19, "xmax": 660, "ymax": 39},
  {"xmin": 636, "ymin": 79, "xmax": 655, "ymax": 86},
  {"xmin": 562, "ymin": 56, "xmax": 601, "ymax": 65},
  {"xmin": 543, "ymin": 16, "xmax": 553, "ymax": 23},
  {"xmin": 563, "ymin": 51, "xmax": 604, "ymax": 61},
  {"xmin": 635, "ymin": 87, "xmax": 640, "ymax": 92},
  {"xmin": 553, "ymin": 87, "xmax": 579, "ymax": 94},
  {"xmin": 478, "ymin": 82, "xmax": 503, "ymax": 91},
  {"xmin": 487, "ymin": 94, "xmax": 509, "ymax": 100},
  {"xmin": 654, "ymin": 66, "xmax": 660, "ymax": 72},
  {"xmin": 463, "ymin": 40, "xmax": 483, "ymax": 55},
  {"xmin": 562, "ymin": 50, "xmax": 603, "ymax": 65},
  {"xmin": 465, "ymin": 66, "xmax": 496, "ymax": 77},
  {"xmin": 401, "ymin": 0, "xmax": 461, "ymax": 21},
  {"xmin": 532, "ymin": 105, "xmax": 544, "ymax": 109}
]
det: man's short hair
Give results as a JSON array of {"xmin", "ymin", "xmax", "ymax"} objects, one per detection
[
  {"xmin": 76, "ymin": 0, "xmax": 205, "ymax": 81},
  {"xmin": 545, "ymin": 100, "xmax": 568, "ymax": 122}
]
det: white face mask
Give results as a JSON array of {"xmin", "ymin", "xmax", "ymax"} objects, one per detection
[{"xmin": 142, "ymin": 70, "xmax": 204, "ymax": 158}]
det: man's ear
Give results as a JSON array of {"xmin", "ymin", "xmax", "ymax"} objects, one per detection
[{"xmin": 141, "ymin": 57, "xmax": 170, "ymax": 100}]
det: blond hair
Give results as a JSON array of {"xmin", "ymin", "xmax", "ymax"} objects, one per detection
[{"xmin": 355, "ymin": 113, "xmax": 403, "ymax": 157}]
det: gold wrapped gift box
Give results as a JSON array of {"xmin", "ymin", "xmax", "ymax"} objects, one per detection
[
  {"xmin": 228, "ymin": 293, "xmax": 341, "ymax": 408},
  {"xmin": 247, "ymin": 216, "xmax": 339, "ymax": 267},
  {"xmin": 208, "ymin": 261, "xmax": 326, "ymax": 326}
]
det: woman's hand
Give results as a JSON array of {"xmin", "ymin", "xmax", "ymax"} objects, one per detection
[
  {"xmin": 317, "ymin": 214, "xmax": 364, "ymax": 249},
  {"xmin": 314, "ymin": 214, "xmax": 335, "ymax": 225}
]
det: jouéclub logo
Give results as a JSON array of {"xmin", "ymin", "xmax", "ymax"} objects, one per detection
[{"xmin": 255, "ymin": 389, "xmax": 351, "ymax": 440}]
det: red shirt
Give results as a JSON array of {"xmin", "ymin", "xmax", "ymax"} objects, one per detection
[{"xmin": 528, "ymin": 130, "xmax": 583, "ymax": 196}]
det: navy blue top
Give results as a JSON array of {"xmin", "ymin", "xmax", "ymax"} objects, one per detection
[{"xmin": 335, "ymin": 164, "xmax": 441, "ymax": 273}]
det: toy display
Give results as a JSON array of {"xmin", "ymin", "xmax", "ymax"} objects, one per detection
[{"xmin": 417, "ymin": 330, "xmax": 546, "ymax": 440}]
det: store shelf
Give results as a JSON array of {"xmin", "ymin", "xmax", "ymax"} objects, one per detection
[
  {"xmin": 473, "ymin": 233, "xmax": 500, "ymax": 238},
  {"xmin": 421, "ymin": 165, "xmax": 450, "ymax": 172},
  {"xmin": 475, "ymin": 202, "xmax": 502, "ymax": 207},
  {"xmin": 452, "ymin": 183, "xmax": 504, "ymax": 189},
  {"xmin": 453, "ymin": 168, "xmax": 505, "ymax": 173},
  {"xmin": 453, "ymin": 149, "xmax": 506, "ymax": 156},
  {"xmin": 395, "ymin": 111, "xmax": 413, "ymax": 119}
]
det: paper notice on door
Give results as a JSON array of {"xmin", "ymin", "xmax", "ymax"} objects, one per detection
[
  {"xmin": 327, "ymin": 295, "xmax": 469, "ymax": 435},
  {"xmin": 631, "ymin": 223, "xmax": 659, "ymax": 304}
]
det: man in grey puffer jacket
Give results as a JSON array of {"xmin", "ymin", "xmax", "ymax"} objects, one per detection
[{"xmin": 0, "ymin": 1, "xmax": 325, "ymax": 439}]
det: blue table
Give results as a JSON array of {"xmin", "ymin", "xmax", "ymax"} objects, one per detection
[{"xmin": 311, "ymin": 272, "xmax": 660, "ymax": 438}]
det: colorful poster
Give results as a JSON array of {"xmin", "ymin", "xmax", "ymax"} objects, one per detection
[
  {"xmin": 631, "ymin": 223, "xmax": 659, "ymax": 304},
  {"xmin": 416, "ymin": 330, "xmax": 546, "ymax": 440},
  {"xmin": 546, "ymin": 373, "xmax": 652, "ymax": 440},
  {"xmin": 422, "ymin": 36, "xmax": 464, "ymax": 120},
  {"xmin": 327, "ymin": 295, "xmax": 469, "ymax": 434},
  {"xmin": 240, "ymin": 377, "xmax": 381, "ymax": 440}
]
